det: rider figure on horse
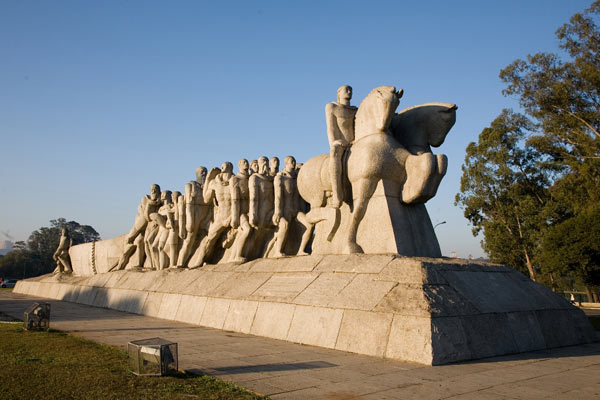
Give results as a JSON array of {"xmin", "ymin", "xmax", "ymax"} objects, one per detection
[{"xmin": 326, "ymin": 85, "xmax": 357, "ymax": 208}]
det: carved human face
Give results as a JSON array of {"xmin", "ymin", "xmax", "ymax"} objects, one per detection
[
  {"xmin": 221, "ymin": 162, "xmax": 233, "ymax": 175},
  {"xmin": 258, "ymin": 156, "xmax": 268, "ymax": 174},
  {"xmin": 284, "ymin": 156, "xmax": 296, "ymax": 173},
  {"xmin": 238, "ymin": 159, "xmax": 249, "ymax": 172},
  {"xmin": 337, "ymin": 85, "xmax": 352, "ymax": 103},
  {"xmin": 195, "ymin": 167, "xmax": 207, "ymax": 184},
  {"xmin": 270, "ymin": 157, "xmax": 279, "ymax": 172},
  {"xmin": 171, "ymin": 191, "xmax": 180, "ymax": 204},
  {"xmin": 150, "ymin": 184, "xmax": 161, "ymax": 201}
]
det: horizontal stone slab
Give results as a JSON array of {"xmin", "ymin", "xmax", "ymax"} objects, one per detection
[{"xmin": 14, "ymin": 255, "xmax": 597, "ymax": 365}]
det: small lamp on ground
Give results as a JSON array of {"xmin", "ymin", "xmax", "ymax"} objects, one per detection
[
  {"xmin": 24, "ymin": 302, "xmax": 51, "ymax": 331},
  {"xmin": 128, "ymin": 337, "xmax": 178, "ymax": 376}
]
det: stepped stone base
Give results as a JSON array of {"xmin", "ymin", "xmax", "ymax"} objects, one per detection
[{"xmin": 14, "ymin": 255, "xmax": 597, "ymax": 365}]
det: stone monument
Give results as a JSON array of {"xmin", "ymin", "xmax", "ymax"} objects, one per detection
[{"xmin": 22, "ymin": 84, "xmax": 595, "ymax": 366}]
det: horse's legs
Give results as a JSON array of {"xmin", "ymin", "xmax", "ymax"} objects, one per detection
[{"xmin": 344, "ymin": 177, "xmax": 378, "ymax": 254}]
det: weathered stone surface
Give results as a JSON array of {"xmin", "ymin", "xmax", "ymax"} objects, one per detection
[
  {"xmin": 250, "ymin": 302, "xmax": 295, "ymax": 340},
  {"xmin": 223, "ymin": 299, "xmax": 259, "ymax": 333},
  {"xmin": 287, "ymin": 305, "xmax": 343, "ymax": 348},
  {"xmin": 14, "ymin": 256, "xmax": 598, "ymax": 366},
  {"xmin": 335, "ymin": 310, "xmax": 393, "ymax": 357}
]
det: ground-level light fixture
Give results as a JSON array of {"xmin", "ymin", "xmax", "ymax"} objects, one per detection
[
  {"xmin": 24, "ymin": 302, "xmax": 51, "ymax": 331},
  {"xmin": 127, "ymin": 337, "xmax": 178, "ymax": 376}
]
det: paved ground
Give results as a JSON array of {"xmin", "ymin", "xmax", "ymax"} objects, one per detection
[{"xmin": 1, "ymin": 291, "xmax": 599, "ymax": 399}]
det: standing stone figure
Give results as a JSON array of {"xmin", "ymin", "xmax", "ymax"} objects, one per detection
[
  {"xmin": 190, "ymin": 162, "xmax": 236, "ymax": 267},
  {"xmin": 114, "ymin": 184, "xmax": 161, "ymax": 270},
  {"xmin": 53, "ymin": 228, "xmax": 73, "ymax": 274},
  {"xmin": 270, "ymin": 156, "xmax": 307, "ymax": 257},
  {"xmin": 150, "ymin": 190, "xmax": 173, "ymax": 270},
  {"xmin": 249, "ymin": 159, "xmax": 259, "ymax": 175},
  {"xmin": 249, "ymin": 156, "xmax": 275, "ymax": 229},
  {"xmin": 269, "ymin": 156, "xmax": 280, "ymax": 177},
  {"xmin": 165, "ymin": 191, "xmax": 182, "ymax": 268},
  {"xmin": 176, "ymin": 166, "xmax": 211, "ymax": 267},
  {"xmin": 229, "ymin": 159, "xmax": 252, "ymax": 263},
  {"xmin": 326, "ymin": 85, "xmax": 358, "ymax": 208}
]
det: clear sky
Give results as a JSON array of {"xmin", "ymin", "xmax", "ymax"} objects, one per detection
[{"xmin": 0, "ymin": 0, "xmax": 591, "ymax": 257}]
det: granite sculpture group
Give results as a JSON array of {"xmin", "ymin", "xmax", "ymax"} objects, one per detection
[
  {"xmin": 29, "ymin": 84, "xmax": 596, "ymax": 365},
  {"xmin": 89, "ymin": 85, "xmax": 457, "ymax": 272}
]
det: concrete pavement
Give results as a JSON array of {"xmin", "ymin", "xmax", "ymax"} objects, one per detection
[{"xmin": 1, "ymin": 291, "xmax": 599, "ymax": 399}]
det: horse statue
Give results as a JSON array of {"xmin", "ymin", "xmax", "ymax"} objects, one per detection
[{"xmin": 297, "ymin": 86, "xmax": 457, "ymax": 255}]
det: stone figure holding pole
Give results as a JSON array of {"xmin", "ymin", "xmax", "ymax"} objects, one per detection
[
  {"xmin": 53, "ymin": 228, "xmax": 73, "ymax": 274},
  {"xmin": 113, "ymin": 184, "xmax": 161, "ymax": 270}
]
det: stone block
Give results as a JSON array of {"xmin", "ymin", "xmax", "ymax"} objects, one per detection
[
  {"xmin": 430, "ymin": 316, "xmax": 472, "ymax": 364},
  {"xmin": 250, "ymin": 302, "xmax": 296, "ymax": 340},
  {"xmin": 250, "ymin": 273, "xmax": 317, "ymax": 302},
  {"xmin": 181, "ymin": 271, "xmax": 234, "ymax": 296},
  {"xmin": 293, "ymin": 272, "xmax": 356, "ymax": 306},
  {"xmin": 174, "ymin": 295, "xmax": 207, "ymax": 324},
  {"xmin": 75, "ymin": 286, "xmax": 99, "ymax": 306},
  {"xmin": 157, "ymin": 293, "xmax": 182, "ymax": 320},
  {"xmin": 329, "ymin": 275, "xmax": 397, "ymax": 311},
  {"xmin": 109, "ymin": 289, "xmax": 146, "ymax": 314},
  {"xmin": 142, "ymin": 292, "xmax": 164, "ymax": 317},
  {"xmin": 335, "ymin": 310, "xmax": 393, "ymax": 357},
  {"xmin": 92, "ymin": 287, "xmax": 109, "ymax": 308},
  {"xmin": 62, "ymin": 285, "xmax": 82, "ymax": 303},
  {"xmin": 199, "ymin": 297, "xmax": 231, "ymax": 329},
  {"xmin": 287, "ymin": 305, "xmax": 343, "ymax": 348},
  {"xmin": 460, "ymin": 313, "xmax": 519, "ymax": 359},
  {"xmin": 208, "ymin": 272, "xmax": 272, "ymax": 299},
  {"xmin": 223, "ymin": 299, "xmax": 259, "ymax": 333},
  {"xmin": 385, "ymin": 314, "xmax": 432, "ymax": 364},
  {"xmin": 315, "ymin": 254, "xmax": 394, "ymax": 274},
  {"xmin": 506, "ymin": 311, "xmax": 546, "ymax": 352}
]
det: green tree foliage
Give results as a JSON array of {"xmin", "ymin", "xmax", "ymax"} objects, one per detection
[
  {"xmin": 0, "ymin": 219, "xmax": 100, "ymax": 279},
  {"xmin": 457, "ymin": 1, "xmax": 600, "ymax": 299},
  {"xmin": 456, "ymin": 110, "xmax": 548, "ymax": 280}
]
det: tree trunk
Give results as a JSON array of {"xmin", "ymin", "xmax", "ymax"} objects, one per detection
[
  {"xmin": 523, "ymin": 248, "xmax": 536, "ymax": 281},
  {"xmin": 585, "ymin": 286, "xmax": 594, "ymax": 303}
]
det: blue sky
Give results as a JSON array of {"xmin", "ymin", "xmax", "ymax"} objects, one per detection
[{"xmin": 0, "ymin": 0, "xmax": 590, "ymax": 257}]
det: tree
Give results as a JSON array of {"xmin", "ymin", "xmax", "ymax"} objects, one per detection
[
  {"xmin": 458, "ymin": 1, "xmax": 600, "ymax": 298},
  {"xmin": 456, "ymin": 110, "xmax": 548, "ymax": 280},
  {"xmin": 0, "ymin": 218, "xmax": 100, "ymax": 279}
]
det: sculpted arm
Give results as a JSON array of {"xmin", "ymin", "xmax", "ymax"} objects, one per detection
[
  {"xmin": 273, "ymin": 174, "xmax": 283, "ymax": 225},
  {"xmin": 325, "ymin": 103, "xmax": 340, "ymax": 148},
  {"xmin": 248, "ymin": 175, "xmax": 258, "ymax": 228},
  {"xmin": 230, "ymin": 177, "xmax": 240, "ymax": 228},
  {"xmin": 202, "ymin": 168, "xmax": 220, "ymax": 205}
]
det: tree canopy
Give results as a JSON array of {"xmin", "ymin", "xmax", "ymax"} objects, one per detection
[{"xmin": 457, "ymin": 1, "xmax": 600, "ymax": 299}]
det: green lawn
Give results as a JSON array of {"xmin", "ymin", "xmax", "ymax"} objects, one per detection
[{"xmin": 0, "ymin": 323, "xmax": 269, "ymax": 400}]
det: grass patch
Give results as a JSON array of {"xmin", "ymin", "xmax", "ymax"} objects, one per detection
[
  {"xmin": 589, "ymin": 315, "xmax": 600, "ymax": 331},
  {"xmin": 0, "ymin": 324, "xmax": 269, "ymax": 399}
]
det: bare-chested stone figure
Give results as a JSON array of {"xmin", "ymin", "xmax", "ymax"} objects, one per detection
[
  {"xmin": 176, "ymin": 166, "xmax": 211, "ymax": 267},
  {"xmin": 269, "ymin": 156, "xmax": 280, "ymax": 177},
  {"xmin": 190, "ymin": 162, "xmax": 236, "ymax": 267},
  {"xmin": 164, "ymin": 191, "xmax": 182, "ymax": 268},
  {"xmin": 270, "ymin": 156, "xmax": 308, "ymax": 257},
  {"xmin": 53, "ymin": 228, "xmax": 73, "ymax": 273},
  {"xmin": 229, "ymin": 159, "xmax": 252, "ymax": 263},
  {"xmin": 249, "ymin": 156, "xmax": 275, "ymax": 230},
  {"xmin": 150, "ymin": 190, "xmax": 173, "ymax": 270},
  {"xmin": 114, "ymin": 184, "xmax": 161, "ymax": 270},
  {"xmin": 326, "ymin": 85, "xmax": 358, "ymax": 208}
]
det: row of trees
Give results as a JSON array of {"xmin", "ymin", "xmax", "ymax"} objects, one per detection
[
  {"xmin": 0, "ymin": 218, "xmax": 100, "ymax": 279},
  {"xmin": 456, "ymin": 1, "xmax": 600, "ymax": 301}
]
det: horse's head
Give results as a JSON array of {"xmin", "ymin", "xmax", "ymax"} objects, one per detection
[
  {"xmin": 391, "ymin": 102, "xmax": 457, "ymax": 151},
  {"xmin": 354, "ymin": 86, "xmax": 402, "ymax": 140}
]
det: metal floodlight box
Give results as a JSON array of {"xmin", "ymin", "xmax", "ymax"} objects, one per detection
[
  {"xmin": 24, "ymin": 302, "xmax": 51, "ymax": 331},
  {"xmin": 127, "ymin": 337, "xmax": 178, "ymax": 376}
]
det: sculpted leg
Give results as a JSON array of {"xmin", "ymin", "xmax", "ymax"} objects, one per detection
[
  {"xmin": 190, "ymin": 223, "xmax": 225, "ymax": 268},
  {"xmin": 296, "ymin": 212, "xmax": 312, "ymax": 255},
  {"xmin": 229, "ymin": 217, "xmax": 250, "ymax": 263},
  {"xmin": 344, "ymin": 178, "xmax": 378, "ymax": 254},
  {"xmin": 402, "ymin": 153, "xmax": 436, "ymax": 204},
  {"xmin": 329, "ymin": 145, "xmax": 344, "ymax": 208}
]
